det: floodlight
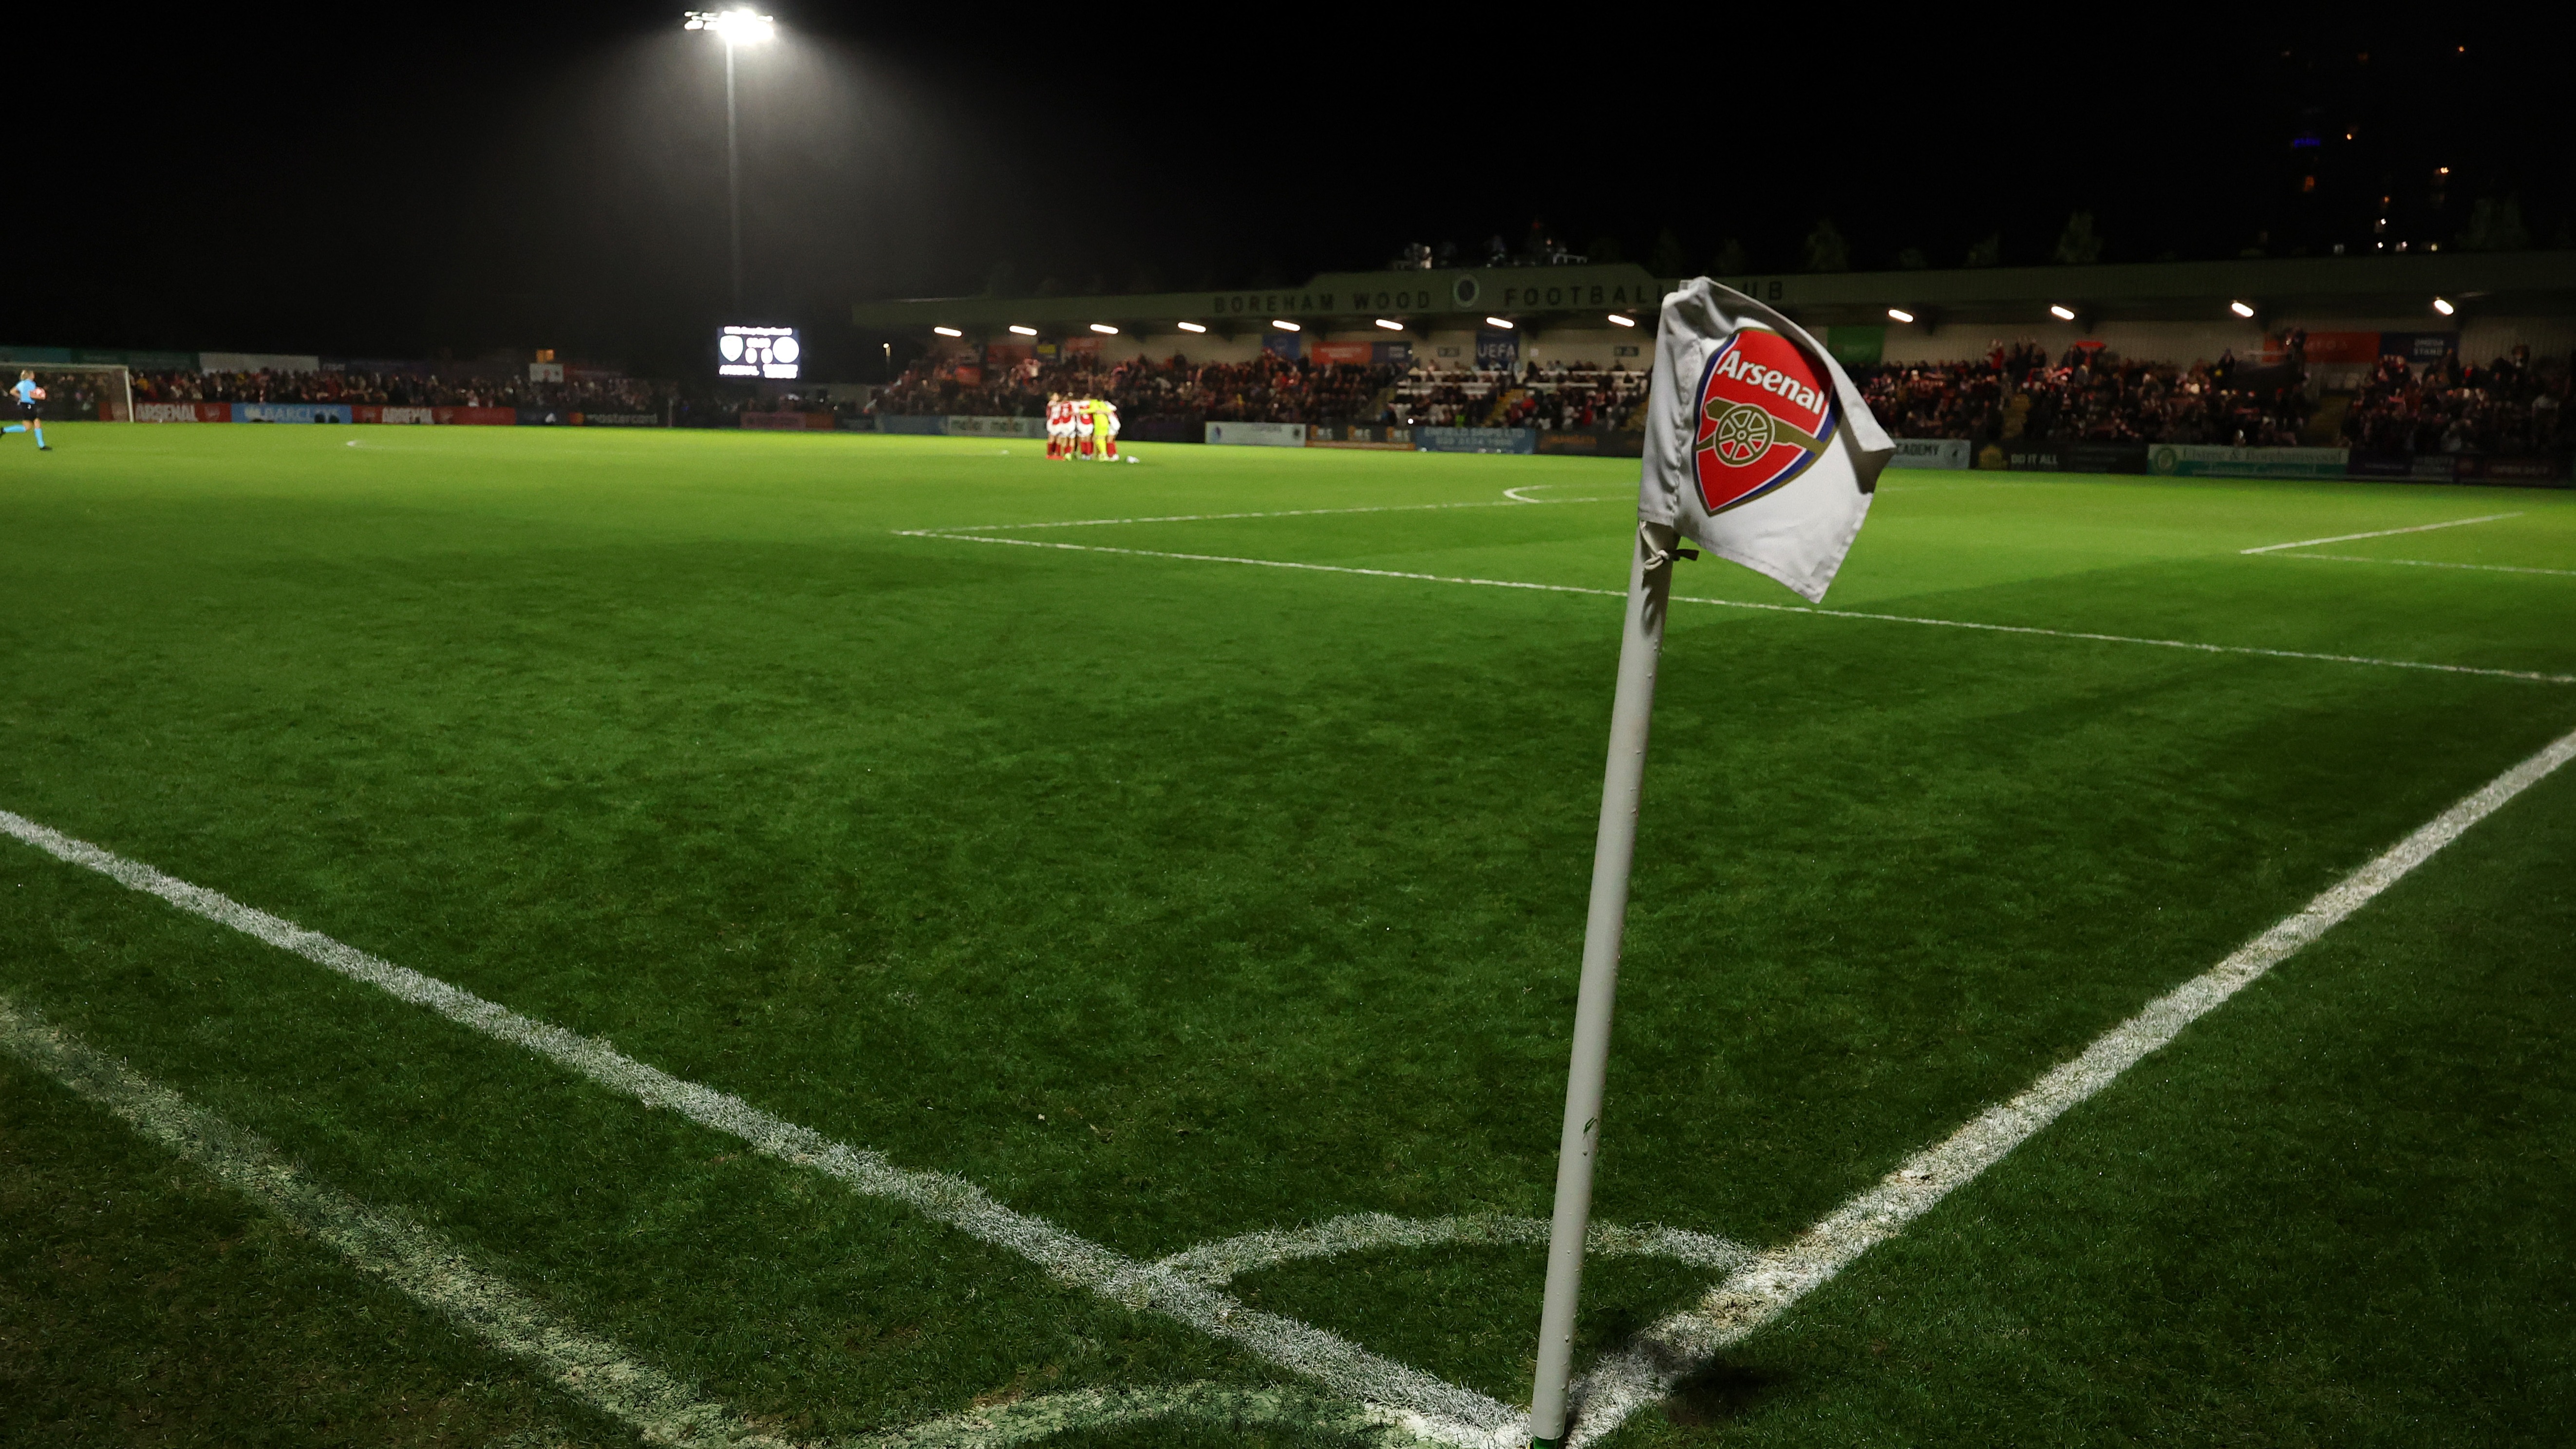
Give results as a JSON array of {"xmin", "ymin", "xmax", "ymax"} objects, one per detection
[
  {"xmin": 2229, "ymin": 300, "xmax": 2256, "ymax": 318},
  {"xmin": 1607, "ymin": 314, "xmax": 1636, "ymax": 327},
  {"xmin": 713, "ymin": 9, "xmax": 774, "ymax": 42},
  {"xmin": 1485, "ymin": 316, "xmax": 1514, "ymax": 329},
  {"xmin": 1008, "ymin": 324, "xmax": 1036, "ymax": 336},
  {"xmin": 1374, "ymin": 318, "xmax": 1405, "ymax": 331},
  {"xmin": 1090, "ymin": 323, "xmax": 1118, "ymax": 334},
  {"xmin": 1886, "ymin": 308, "xmax": 1914, "ymax": 323},
  {"xmin": 2432, "ymin": 297, "xmax": 2455, "ymax": 316},
  {"xmin": 1271, "ymin": 319, "xmax": 1301, "ymax": 332},
  {"xmin": 932, "ymin": 326, "xmax": 962, "ymax": 338},
  {"xmin": 1176, "ymin": 321, "xmax": 1208, "ymax": 334},
  {"xmin": 2049, "ymin": 304, "xmax": 2077, "ymax": 320}
]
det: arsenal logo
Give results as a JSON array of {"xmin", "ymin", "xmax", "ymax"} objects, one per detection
[{"xmin": 1691, "ymin": 327, "xmax": 1838, "ymax": 513}]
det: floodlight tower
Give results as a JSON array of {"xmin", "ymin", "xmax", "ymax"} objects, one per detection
[{"xmin": 683, "ymin": 9, "xmax": 776, "ymax": 309}]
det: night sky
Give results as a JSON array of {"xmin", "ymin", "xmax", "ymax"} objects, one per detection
[{"xmin": 36, "ymin": 8, "xmax": 2569, "ymax": 379}]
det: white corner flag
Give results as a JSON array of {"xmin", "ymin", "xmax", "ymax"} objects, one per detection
[
  {"xmin": 1640, "ymin": 278, "xmax": 1896, "ymax": 601},
  {"xmin": 1525, "ymin": 280, "xmax": 1893, "ymax": 1448}
]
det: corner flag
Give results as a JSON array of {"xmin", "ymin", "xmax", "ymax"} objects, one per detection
[
  {"xmin": 1525, "ymin": 281, "xmax": 1893, "ymax": 1447},
  {"xmin": 1640, "ymin": 278, "xmax": 1896, "ymax": 601}
]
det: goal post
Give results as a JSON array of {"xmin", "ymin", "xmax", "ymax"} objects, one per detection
[{"xmin": 6, "ymin": 363, "xmax": 135, "ymax": 421}]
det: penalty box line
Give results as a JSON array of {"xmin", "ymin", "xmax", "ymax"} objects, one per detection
[
  {"xmin": 1560, "ymin": 720, "xmax": 2576, "ymax": 1446},
  {"xmin": 900, "ymin": 530, "xmax": 2576, "ymax": 687},
  {"xmin": 0, "ymin": 809, "xmax": 1521, "ymax": 1449}
]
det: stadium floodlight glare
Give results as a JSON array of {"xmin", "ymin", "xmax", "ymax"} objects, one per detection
[
  {"xmin": 932, "ymin": 326, "xmax": 962, "ymax": 338},
  {"xmin": 1271, "ymin": 319, "xmax": 1301, "ymax": 332},
  {"xmin": 1176, "ymin": 321, "xmax": 1208, "ymax": 333},
  {"xmin": 683, "ymin": 8, "xmax": 774, "ymax": 41},
  {"xmin": 2049, "ymin": 304, "xmax": 2078, "ymax": 321},
  {"xmin": 2432, "ymin": 296, "xmax": 2456, "ymax": 316},
  {"xmin": 1607, "ymin": 313, "xmax": 1636, "ymax": 327},
  {"xmin": 1373, "ymin": 318, "xmax": 1405, "ymax": 331},
  {"xmin": 1886, "ymin": 308, "xmax": 1915, "ymax": 324},
  {"xmin": 684, "ymin": 10, "xmax": 779, "ymax": 310},
  {"xmin": 1090, "ymin": 323, "xmax": 1118, "ymax": 334},
  {"xmin": 2229, "ymin": 300, "xmax": 2256, "ymax": 318},
  {"xmin": 1485, "ymin": 316, "xmax": 1514, "ymax": 329},
  {"xmin": 1007, "ymin": 324, "xmax": 1036, "ymax": 336}
]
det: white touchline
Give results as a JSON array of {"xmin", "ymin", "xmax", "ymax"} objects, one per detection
[
  {"xmin": 2238, "ymin": 511, "xmax": 2521, "ymax": 555},
  {"xmin": 1560, "ymin": 720, "xmax": 2576, "ymax": 1448},
  {"xmin": 901, "ymin": 531, "xmax": 2576, "ymax": 686},
  {"xmin": 0, "ymin": 995, "xmax": 804, "ymax": 1449},
  {"xmin": 0, "ymin": 809, "xmax": 1519, "ymax": 1449},
  {"xmin": 2280, "ymin": 552, "xmax": 2576, "ymax": 579}
]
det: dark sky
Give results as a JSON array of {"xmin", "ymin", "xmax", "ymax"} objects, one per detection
[{"xmin": 32, "ymin": 7, "xmax": 2570, "ymax": 378}]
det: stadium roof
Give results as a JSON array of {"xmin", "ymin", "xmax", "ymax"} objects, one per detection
[{"xmin": 853, "ymin": 252, "xmax": 2576, "ymax": 337}]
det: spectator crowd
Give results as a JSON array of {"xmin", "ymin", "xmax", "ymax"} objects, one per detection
[
  {"xmin": 133, "ymin": 369, "xmax": 673, "ymax": 414},
  {"xmin": 2337, "ymin": 350, "xmax": 2570, "ymax": 456},
  {"xmin": 874, "ymin": 353, "xmax": 1407, "ymax": 426},
  {"xmin": 875, "ymin": 352, "xmax": 1657, "ymax": 432},
  {"xmin": 1853, "ymin": 342, "xmax": 2319, "ymax": 448}
]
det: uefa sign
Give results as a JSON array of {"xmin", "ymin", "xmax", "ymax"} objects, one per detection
[{"xmin": 717, "ymin": 324, "xmax": 801, "ymax": 379}]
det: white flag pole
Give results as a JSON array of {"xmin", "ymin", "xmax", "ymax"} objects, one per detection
[{"xmin": 1528, "ymin": 519, "xmax": 1679, "ymax": 1448}]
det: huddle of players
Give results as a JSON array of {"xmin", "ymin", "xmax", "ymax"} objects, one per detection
[{"xmin": 1045, "ymin": 393, "xmax": 1120, "ymax": 461}]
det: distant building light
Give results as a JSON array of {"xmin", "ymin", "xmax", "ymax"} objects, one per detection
[
  {"xmin": 1090, "ymin": 323, "xmax": 1118, "ymax": 334},
  {"xmin": 1008, "ymin": 324, "xmax": 1037, "ymax": 336},
  {"xmin": 1485, "ymin": 316, "xmax": 1515, "ymax": 329},
  {"xmin": 2432, "ymin": 297, "xmax": 2456, "ymax": 316},
  {"xmin": 1374, "ymin": 318, "xmax": 1405, "ymax": 330},
  {"xmin": 2230, "ymin": 301, "xmax": 2256, "ymax": 318},
  {"xmin": 1607, "ymin": 313, "xmax": 1637, "ymax": 327},
  {"xmin": 1176, "ymin": 321, "xmax": 1207, "ymax": 333},
  {"xmin": 2049, "ymin": 304, "xmax": 2077, "ymax": 321},
  {"xmin": 932, "ymin": 326, "xmax": 962, "ymax": 338},
  {"xmin": 1886, "ymin": 308, "xmax": 1915, "ymax": 324},
  {"xmin": 1271, "ymin": 319, "xmax": 1301, "ymax": 332}
]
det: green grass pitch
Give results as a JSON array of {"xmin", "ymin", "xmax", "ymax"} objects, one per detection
[{"xmin": 1, "ymin": 421, "xmax": 2571, "ymax": 1446}]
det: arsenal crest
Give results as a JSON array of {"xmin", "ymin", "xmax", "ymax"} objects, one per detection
[{"xmin": 1691, "ymin": 327, "xmax": 1838, "ymax": 514}]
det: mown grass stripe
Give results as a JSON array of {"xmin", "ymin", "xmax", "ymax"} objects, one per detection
[
  {"xmin": 0, "ymin": 809, "xmax": 1523, "ymax": 1446},
  {"xmin": 1559, "ymin": 720, "xmax": 2576, "ymax": 1446}
]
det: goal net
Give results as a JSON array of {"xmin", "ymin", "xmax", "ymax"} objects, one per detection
[{"xmin": 4, "ymin": 364, "xmax": 134, "ymax": 421}]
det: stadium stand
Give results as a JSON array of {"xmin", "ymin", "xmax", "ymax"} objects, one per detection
[
  {"xmin": 872, "ymin": 354, "xmax": 1408, "ymax": 425},
  {"xmin": 133, "ymin": 370, "xmax": 673, "ymax": 414},
  {"xmin": 2338, "ymin": 351, "xmax": 2570, "ymax": 456}
]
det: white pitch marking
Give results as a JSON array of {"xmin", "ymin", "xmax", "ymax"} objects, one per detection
[
  {"xmin": 0, "ymin": 995, "xmax": 1443, "ymax": 1449},
  {"xmin": 2279, "ymin": 552, "xmax": 2576, "ymax": 579},
  {"xmin": 903, "ymin": 531, "xmax": 2576, "ymax": 686},
  {"xmin": 2238, "ymin": 511, "xmax": 2521, "ymax": 554},
  {"xmin": 852, "ymin": 1381, "xmax": 1419, "ymax": 1448},
  {"xmin": 0, "ymin": 995, "xmax": 804, "ymax": 1449},
  {"xmin": 1155, "ymin": 1212, "xmax": 1750, "ymax": 1288},
  {"xmin": 915, "ymin": 497, "xmax": 1561, "ymax": 534},
  {"xmin": 0, "ymin": 811, "xmax": 1521, "ymax": 1448},
  {"xmin": 1561, "ymin": 720, "xmax": 2576, "ymax": 1447}
]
